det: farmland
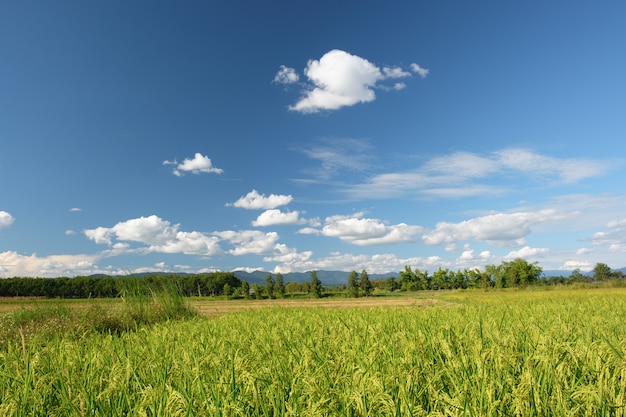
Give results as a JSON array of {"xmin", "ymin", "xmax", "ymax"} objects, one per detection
[{"xmin": 1, "ymin": 287, "xmax": 625, "ymax": 416}]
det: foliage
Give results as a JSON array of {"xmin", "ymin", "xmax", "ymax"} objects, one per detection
[
  {"xmin": 348, "ymin": 270, "xmax": 359, "ymax": 298},
  {"xmin": 360, "ymin": 269, "xmax": 372, "ymax": 296},
  {"xmin": 275, "ymin": 273, "xmax": 285, "ymax": 298},
  {"xmin": 310, "ymin": 270, "xmax": 323, "ymax": 298},
  {"xmin": 0, "ymin": 273, "xmax": 240, "ymax": 299},
  {"xmin": 0, "ymin": 282, "xmax": 196, "ymax": 349},
  {"xmin": 265, "ymin": 274, "xmax": 275, "ymax": 299}
]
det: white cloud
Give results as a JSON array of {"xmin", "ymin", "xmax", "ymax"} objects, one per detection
[
  {"xmin": 316, "ymin": 212, "xmax": 422, "ymax": 246},
  {"xmin": 252, "ymin": 209, "xmax": 307, "ymax": 227},
  {"xmin": 69, "ymin": 207, "xmax": 82, "ymax": 212},
  {"xmin": 383, "ymin": 66, "xmax": 412, "ymax": 78},
  {"xmin": 230, "ymin": 189, "xmax": 293, "ymax": 210},
  {"xmin": 0, "ymin": 211, "xmax": 14, "ymax": 229},
  {"xmin": 560, "ymin": 260, "xmax": 593, "ymax": 271},
  {"xmin": 263, "ymin": 244, "xmax": 313, "ymax": 264},
  {"xmin": 504, "ymin": 246, "xmax": 549, "ymax": 260},
  {"xmin": 422, "ymin": 209, "xmax": 568, "ymax": 246},
  {"xmin": 0, "ymin": 251, "xmax": 100, "ymax": 278},
  {"xmin": 271, "ymin": 251, "xmax": 444, "ymax": 275},
  {"xmin": 345, "ymin": 148, "xmax": 618, "ymax": 200},
  {"xmin": 65, "ymin": 230, "xmax": 76, "ymax": 235},
  {"xmin": 273, "ymin": 65, "xmax": 299, "ymax": 84},
  {"xmin": 494, "ymin": 148, "xmax": 614, "ymax": 184},
  {"xmin": 591, "ymin": 218, "xmax": 626, "ymax": 247},
  {"xmin": 163, "ymin": 153, "xmax": 223, "ymax": 176},
  {"xmin": 410, "ymin": 63, "xmax": 429, "ymax": 78},
  {"xmin": 84, "ymin": 215, "xmax": 221, "ymax": 256},
  {"xmin": 214, "ymin": 230, "xmax": 280, "ymax": 256},
  {"xmin": 286, "ymin": 50, "xmax": 424, "ymax": 113}
]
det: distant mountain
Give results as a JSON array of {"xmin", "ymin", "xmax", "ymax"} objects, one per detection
[{"xmin": 232, "ymin": 270, "xmax": 400, "ymax": 286}]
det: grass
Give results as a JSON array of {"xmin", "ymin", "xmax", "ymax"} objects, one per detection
[
  {"xmin": 1, "ymin": 288, "xmax": 626, "ymax": 415},
  {"xmin": 0, "ymin": 279, "xmax": 196, "ymax": 349}
]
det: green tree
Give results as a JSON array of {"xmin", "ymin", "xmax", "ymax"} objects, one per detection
[
  {"xmin": 265, "ymin": 274, "xmax": 275, "ymax": 299},
  {"xmin": 310, "ymin": 270, "xmax": 323, "ymax": 298},
  {"xmin": 361, "ymin": 269, "xmax": 373, "ymax": 296},
  {"xmin": 348, "ymin": 270, "xmax": 360, "ymax": 298},
  {"xmin": 241, "ymin": 280, "xmax": 250, "ymax": 299},
  {"xmin": 386, "ymin": 277, "xmax": 401, "ymax": 292},
  {"xmin": 285, "ymin": 281, "xmax": 301, "ymax": 293},
  {"xmin": 400, "ymin": 266, "xmax": 418, "ymax": 291},
  {"xmin": 593, "ymin": 263, "xmax": 612, "ymax": 281},
  {"xmin": 275, "ymin": 273, "xmax": 285, "ymax": 298},
  {"xmin": 223, "ymin": 283, "xmax": 232, "ymax": 299},
  {"xmin": 432, "ymin": 268, "xmax": 448, "ymax": 290},
  {"xmin": 417, "ymin": 269, "xmax": 430, "ymax": 290},
  {"xmin": 503, "ymin": 258, "xmax": 542, "ymax": 287},
  {"xmin": 252, "ymin": 284, "xmax": 262, "ymax": 299},
  {"xmin": 486, "ymin": 264, "xmax": 506, "ymax": 288},
  {"xmin": 452, "ymin": 270, "xmax": 465, "ymax": 289}
]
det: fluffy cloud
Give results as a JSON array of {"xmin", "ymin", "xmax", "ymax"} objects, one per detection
[
  {"xmin": 214, "ymin": 230, "xmax": 280, "ymax": 256},
  {"xmin": 309, "ymin": 212, "xmax": 422, "ymax": 246},
  {"xmin": 273, "ymin": 65, "xmax": 299, "ymax": 84},
  {"xmin": 252, "ymin": 209, "xmax": 307, "ymax": 227},
  {"xmin": 230, "ymin": 190, "xmax": 293, "ymax": 210},
  {"xmin": 282, "ymin": 50, "xmax": 427, "ymax": 113},
  {"xmin": 84, "ymin": 215, "xmax": 221, "ymax": 256},
  {"xmin": 0, "ymin": 251, "xmax": 100, "ymax": 278},
  {"xmin": 163, "ymin": 153, "xmax": 223, "ymax": 176},
  {"xmin": 422, "ymin": 209, "xmax": 568, "ymax": 246},
  {"xmin": 272, "ymin": 251, "xmax": 443, "ymax": 275},
  {"xmin": 504, "ymin": 246, "xmax": 549, "ymax": 260},
  {"xmin": 0, "ymin": 211, "xmax": 15, "ymax": 229},
  {"xmin": 263, "ymin": 244, "xmax": 313, "ymax": 264}
]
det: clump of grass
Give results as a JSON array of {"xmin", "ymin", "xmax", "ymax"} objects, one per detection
[{"xmin": 0, "ymin": 278, "xmax": 196, "ymax": 349}]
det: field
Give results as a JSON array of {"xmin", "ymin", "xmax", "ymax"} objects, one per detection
[{"xmin": 1, "ymin": 288, "xmax": 625, "ymax": 416}]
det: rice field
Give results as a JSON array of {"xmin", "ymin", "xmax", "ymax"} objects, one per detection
[{"xmin": 1, "ymin": 288, "xmax": 625, "ymax": 416}]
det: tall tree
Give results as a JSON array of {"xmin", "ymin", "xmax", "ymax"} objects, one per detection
[
  {"xmin": 265, "ymin": 274, "xmax": 275, "ymax": 299},
  {"xmin": 361, "ymin": 269, "xmax": 373, "ymax": 297},
  {"xmin": 348, "ymin": 270, "xmax": 360, "ymax": 298},
  {"xmin": 593, "ymin": 263, "xmax": 612, "ymax": 281},
  {"xmin": 310, "ymin": 270, "xmax": 323, "ymax": 298},
  {"xmin": 275, "ymin": 272, "xmax": 285, "ymax": 298},
  {"xmin": 400, "ymin": 266, "xmax": 418, "ymax": 291},
  {"xmin": 386, "ymin": 277, "xmax": 400, "ymax": 292},
  {"xmin": 223, "ymin": 283, "xmax": 232, "ymax": 299},
  {"xmin": 241, "ymin": 280, "xmax": 250, "ymax": 299}
]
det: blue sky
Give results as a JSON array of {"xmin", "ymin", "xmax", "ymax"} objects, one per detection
[{"xmin": 2, "ymin": 1, "xmax": 625, "ymax": 277}]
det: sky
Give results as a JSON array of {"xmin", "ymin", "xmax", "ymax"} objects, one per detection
[{"xmin": 1, "ymin": 1, "xmax": 626, "ymax": 278}]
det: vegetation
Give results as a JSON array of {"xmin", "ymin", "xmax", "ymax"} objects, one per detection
[
  {"xmin": 1, "ymin": 288, "xmax": 626, "ymax": 415},
  {"xmin": 0, "ymin": 279, "xmax": 196, "ymax": 349},
  {"xmin": 0, "ymin": 260, "xmax": 624, "ymax": 301},
  {"xmin": 0, "ymin": 272, "xmax": 240, "ymax": 299},
  {"xmin": 310, "ymin": 270, "xmax": 323, "ymax": 298}
]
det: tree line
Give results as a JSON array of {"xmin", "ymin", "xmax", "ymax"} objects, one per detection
[
  {"xmin": 0, "ymin": 273, "xmax": 240, "ymax": 298},
  {"xmin": 0, "ymin": 260, "xmax": 623, "ymax": 299}
]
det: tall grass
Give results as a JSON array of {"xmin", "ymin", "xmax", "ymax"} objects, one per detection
[
  {"xmin": 0, "ymin": 278, "xmax": 196, "ymax": 349},
  {"xmin": 0, "ymin": 289, "xmax": 625, "ymax": 415}
]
